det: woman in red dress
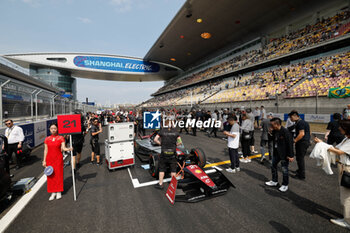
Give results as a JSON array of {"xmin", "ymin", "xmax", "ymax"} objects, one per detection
[{"xmin": 42, "ymin": 123, "xmax": 72, "ymax": 201}]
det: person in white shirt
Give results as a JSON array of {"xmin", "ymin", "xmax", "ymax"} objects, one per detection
[
  {"xmin": 314, "ymin": 119, "xmax": 350, "ymax": 229},
  {"xmin": 224, "ymin": 115, "xmax": 240, "ymax": 173},
  {"xmin": 4, "ymin": 119, "xmax": 25, "ymax": 171}
]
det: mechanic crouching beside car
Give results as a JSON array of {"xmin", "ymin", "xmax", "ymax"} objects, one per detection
[{"xmin": 153, "ymin": 118, "xmax": 183, "ymax": 190}]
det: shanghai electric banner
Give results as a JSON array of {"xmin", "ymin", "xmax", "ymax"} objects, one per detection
[{"xmin": 73, "ymin": 56, "xmax": 160, "ymax": 73}]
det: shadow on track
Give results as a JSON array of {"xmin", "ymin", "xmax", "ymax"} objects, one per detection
[
  {"xmin": 269, "ymin": 221, "xmax": 293, "ymax": 233},
  {"xmin": 263, "ymin": 185, "xmax": 342, "ymax": 220}
]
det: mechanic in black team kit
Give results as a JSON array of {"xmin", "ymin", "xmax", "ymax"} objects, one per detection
[
  {"xmin": 288, "ymin": 110, "xmax": 310, "ymax": 180},
  {"xmin": 153, "ymin": 118, "xmax": 183, "ymax": 189},
  {"xmin": 90, "ymin": 118, "xmax": 102, "ymax": 165}
]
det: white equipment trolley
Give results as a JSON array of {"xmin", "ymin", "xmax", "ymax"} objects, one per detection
[{"xmin": 105, "ymin": 122, "xmax": 135, "ymax": 170}]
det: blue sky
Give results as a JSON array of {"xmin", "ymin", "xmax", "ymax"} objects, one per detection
[{"xmin": 0, "ymin": 0, "xmax": 185, "ymax": 104}]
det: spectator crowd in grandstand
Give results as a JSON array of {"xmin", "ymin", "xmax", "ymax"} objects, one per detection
[
  {"xmin": 142, "ymin": 50, "xmax": 350, "ymax": 107},
  {"xmin": 141, "ymin": 9, "xmax": 350, "ymax": 109},
  {"xmin": 153, "ymin": 9, "xmax": 350, "ymax": 95}
]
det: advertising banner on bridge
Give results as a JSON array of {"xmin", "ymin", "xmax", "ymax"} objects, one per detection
[{"xmin": 328, "ymin": 87, "xmax": 350, "ymax": 98}]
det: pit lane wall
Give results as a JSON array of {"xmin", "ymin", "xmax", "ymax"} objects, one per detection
[
  {"xmin": 196, "ymin": 96, "xmax": 347, "ymax": 115},
  {"xmin": 145, "ymin": 96, "xmax": 347, "ymax": 121},
  {"xmin": 0, "ymin": 118, "xmax": 57, "ymax": 148}
]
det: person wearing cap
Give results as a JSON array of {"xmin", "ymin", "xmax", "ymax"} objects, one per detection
[
  {"xmin": 265, "ymin": 118, "xmax": 294, "ymax": 192},
  {"xmin": 260, "ymin": 112, "xmax": 274, "ymax": 163},
  {"xmin": 289, "ymin": 110, "xmax": 310, "ymax": 180}
]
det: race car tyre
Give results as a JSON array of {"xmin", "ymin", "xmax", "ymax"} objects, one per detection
[
  {"xmin": 191, "ymin": 148, "xmax": 206, "ymax": 168},
  {"xmin": 149, "ymin": 154, "xmax": 159, "ymax": 178}
]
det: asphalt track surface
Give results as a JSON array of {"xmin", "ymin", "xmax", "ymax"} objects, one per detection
[{"xmin": 1, "ymin": 127, "xmax": 349, "ymax": 233}]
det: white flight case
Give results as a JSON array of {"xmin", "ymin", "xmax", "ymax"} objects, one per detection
[
  {"xmin": 105, "ymin": 122, "xmax": 135, "ymax": 170},
  {"xmin": 105, "ymin": 141, "xmax": 135, "ymax": 169},
  {"xmin": 107, "ymin": 122, "xmax": 134, "ymax": 143}
]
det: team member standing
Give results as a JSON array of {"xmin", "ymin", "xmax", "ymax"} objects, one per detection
[
  {"xmin": 72, "ymin": 113, "xmax": 86, "ymax": 171},
  {"xmin": 136, "ymin": 111, "xmax": 145, "ymax": 136},
  {"xmin": 208, "ymin": 110, "xmax": 219, "ymax": 138},
  {"xmin": 260, "ymin": 113, "xmax": 274, "ymax": 163},
  {"xmin": 153, "ymin": 119, "xmax": 182, "ymax": 189},
  {"xmin": 289, "ymin": 111, "xmax": 310, "ymax": 180},
  {"xmin": 224, "ymin": 116, "xmax": 240, "ymax": 173},
  {"xmin": 265, "ymin": 118, "xmax": 294, "ymax": 192},
  {"xmin": 179, "ymin": 109, "xmax": 189, "ymax": 134},
  {"xmin": 253, "ymin": 107, "xmax": 261, "ymax": 127},
  {"xmin": 260, "ymin": 106, "xmax": 266, "ymax": 120},
  {"xmin": 90, "ymin": 118, "xmax": 102, "ymax": 165},
  {"xmin": 43, "ymin": 123, "xmax": 72, "ymax": 201},
  {"xmin": 241, "ymin": 114, "xmax": 253, "ymax": 163},
  {"xmin": 192, "ymin": 110, "xmax": 198, "ymax": 136},
  {"xmin": 325, "ymin": 113, "xmax": 345, "ymax": 145},
  {"xmin": 4, "ymin": 120, "xmax": 24, "ymax": 171},
  {"xmin": 247, "ymin": 109, "xmax": 257, "ymax": 153}
]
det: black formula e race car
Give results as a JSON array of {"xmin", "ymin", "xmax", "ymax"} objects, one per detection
[{"xmin": 135, "ymin": 130, "xmax": 235, "ymax": 203}]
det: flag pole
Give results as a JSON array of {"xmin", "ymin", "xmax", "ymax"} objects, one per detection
[{"xmin": 70, "ymin": 134, "xmax": 77, "ymax": 201}]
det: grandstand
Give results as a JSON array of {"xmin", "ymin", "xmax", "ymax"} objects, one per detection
[{"xmin": 141, "ymin": 4, "xmax": 350, "ymax": 114}]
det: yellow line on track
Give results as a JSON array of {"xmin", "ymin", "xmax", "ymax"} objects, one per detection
[{"xmin": 204, "ymin": 153, "xmax": 270, "ymax": 168}]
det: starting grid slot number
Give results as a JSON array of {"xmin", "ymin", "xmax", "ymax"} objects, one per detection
[
  {"xmin": 63, "ymin": 120, "xmax": 77, "ymax": 128},
  {"xmin": 57, "ymin": 114, "xmax": 82, "ymax": 135}
]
